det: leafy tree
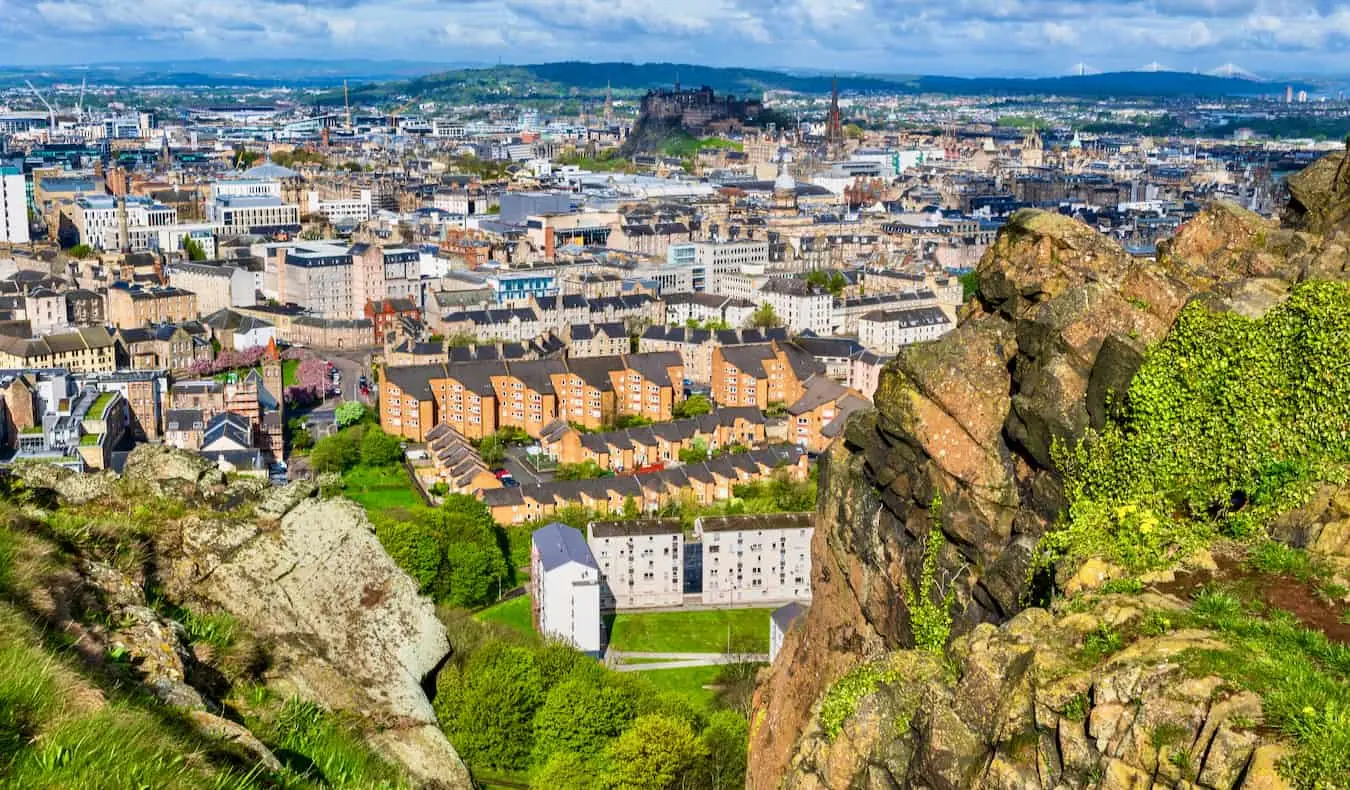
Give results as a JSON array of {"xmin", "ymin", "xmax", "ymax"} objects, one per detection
[
  {"xmin": 805, "ymin": 269, "xmax": 847, "ymax": 297},
  {"xmin": 748, "ymin": 303, "xmax": 782, "ymax": 329},
  {"xmin": 672, "ymin": 394, "xmax": 712, "ymax": 419},
  {"xmin": 531, "ymin": 752, "xmax": 597, "ymax": 790},
  {"xmin": 335, "ymin": 401, "xmax": 368, "ymax": 428},
  {"xmin": 478, "ymin": 434, "xmax": 507, "ymax": 467},
  {"xmin": 68, "ymin": 244, "xmax": 93, "ymax": 259},
  {"xmin": 496, "ymin": 426, "xmax": 531, "ymax": 446},
  {"xmin": 678, "ymin": 438, "xmax": 709, "ymax": 465},
  {"xmin": 309, "ymin": 431, "xmax": 360, "ymax": 473},
  {"xmin": 530, "ymin": 677, "xmax": 638, "ymax": 767},
  {"xmin": 622, "ymin": 495, "xmax": 640, "ymax": 519},
  {"xmin": 290, "ymin": 427, "xmax": 313, "ymax": 452},
  {"xmin": 444, "ymin": 644, "xmax": 544, "ymax": 770},
  {"xmin": 698, "ymin": 711, "xmax": 749, "ymax": 790},
  {"xmin": 601, "ymin": 714, "xmax": 707, "ymax": 790},
  {"xmin": 182, "ymin": 237, "xmax": 208, "ymax": 261},
  {"xmin": 359, "ymin": 428, "xmax": 403, "ymax": 467},
  {"xmin": 446, "ymin": 541, "xmax": 503, "ymax": 607},
  {"xmin": 613, "ymin": 414, "xmax": 653, "ymax": 429},
  {"xmin": 373, "ymin": 516, "xmax": 443, "ymax": 593}
]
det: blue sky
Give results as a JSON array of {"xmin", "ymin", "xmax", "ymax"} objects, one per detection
[{"xmin": 2, "ymin": 0, "xmax": 1348, "ymax": 76}]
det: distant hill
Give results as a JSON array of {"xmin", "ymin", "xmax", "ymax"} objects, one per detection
[
  {"xmin": 341, "ymin": 62, "xmax": 1317, "ymax": 104},
  {"xmin": 0, "ymin": 58, "xmax": 1319, "ymax": 98}
]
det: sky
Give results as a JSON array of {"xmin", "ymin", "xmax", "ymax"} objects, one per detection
[{"xmin": 1, "ymin": 0, "xmax": 1349, "ymax": 76}]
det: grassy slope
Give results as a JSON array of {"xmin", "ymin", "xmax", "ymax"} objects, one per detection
[
  {"xmin": 0, "ymin": 502, "xmax": 409, "ymax": 789},
  {"xmin": 633, "ymin": 665, "xmax": 723, "ymax": 711},
  {"xmin": 475, "ymin": 595, "xmax": 534, "ymax": 634},
  {"xmin": 607, "ymin": 608, "xmax": 770, "ymax": 654},
  {"xmin": 342, "ymin": 464, "xmax": 422, "ymax": 511}
]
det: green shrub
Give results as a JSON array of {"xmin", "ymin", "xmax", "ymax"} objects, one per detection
[
  {"xmin": 1047, "ymin": 281, "xmax": 1350, "ymax": 572},
  {"xmin": 910, "ymin": 498, "xmax": 955, "ymax": 654},
  {"xmin": 818, "ymin": 657, "xmax": 905, "ymax": 739}
]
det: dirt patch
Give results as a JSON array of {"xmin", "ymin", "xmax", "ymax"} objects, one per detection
[{"xmin": 1154, "ymin": 555, "xmax": 1350, "ymax": 643}]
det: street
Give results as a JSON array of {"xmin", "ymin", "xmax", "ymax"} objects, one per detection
[{"xmin": 319, "ymin": 350, "xmax": 376, "ymax": 409}]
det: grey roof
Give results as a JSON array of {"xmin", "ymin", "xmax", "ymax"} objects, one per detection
[
  {"xmin": 697, "ymin": 512, "xmax": 814, "ymax": 533},
  {"xmin": 588, "ymin": 518, "xmax": 683, "ymax": 539},
  {"xmin": 533, "ymin": 522, "xmax": 598, "ymax": 572},
  {"xmin": 772, "ymin": 601, "xmax": 807, "ymax": 630}
]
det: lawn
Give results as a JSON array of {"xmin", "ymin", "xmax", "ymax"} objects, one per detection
[
  {"xmin": 475, "ymin": 595, "xmax": 534, "ymax": 635},
  {"xmin": 606, "ymin": 608, "xmax": 770, "ymax": 654},
  {"xmin": 341, "ymin": 464, "xmax": 422, "ymax": 510},
  {"xmin": 635, "ymin": 664, "xmax": 723, "ymax": 710}
]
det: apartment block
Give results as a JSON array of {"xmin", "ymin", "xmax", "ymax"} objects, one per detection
[
  {"xmin": 166, "ymin": 261, "xmax": 255, "ymax": 316},
  {"xmin": 588, "ymin": 519, "xmax": 684, "ymax": 610},
  {"xmin": 106, "ymin": 283, "xmax": 198, "ymax": 328},
  {"xmin": 858, "ymin": 306, "xmax": 954, "ymax": 354},
  {"xmin": 0, "ymin": 327, "xmax": 116, "ymax": 373},
  {"xmin": 696, "ymin": 513, "xmax": 813, "ymax": 605},
  {"xmin": 531, "ymin": 523, "xmax": 603, "ymax": 655},
  {"xmin": 711, "ymin": 340, "xmax": 823, "ymax": 410}
]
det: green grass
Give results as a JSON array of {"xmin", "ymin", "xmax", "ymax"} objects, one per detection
[
  {"xmin": 1177, "ymin": 588, "xmax": 1350, "ymax": 789},
  {"xmin": 633, "ymin": 664, "xmax": 723, "ymax": 711},
  {"xmin": 342, "ymin": 464, "xmax": 421, "ymax": 511},
  {"xmin": 606, "ymin": 608, "xmax": 770, "ymax": 654},
  {"xmin": 79, "ymin": 433, "xmax": 102, "ymax": 446},
  {"xmin": 89, "ymin": 392, "xmax": 116, "ymax": 418},
  {"xmin": 475, "ymin": 595, "xmax": 534, "ymax": 635}
]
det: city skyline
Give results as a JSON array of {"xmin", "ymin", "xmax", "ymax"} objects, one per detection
[{"xmin": 2, "ymin": 0, "xmax": 1349, "ymax": 76}]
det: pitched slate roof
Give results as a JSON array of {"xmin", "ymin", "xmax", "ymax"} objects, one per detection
[{"xmin": 532, "ymin": 522, "xmax": 599, "ymax": 571}]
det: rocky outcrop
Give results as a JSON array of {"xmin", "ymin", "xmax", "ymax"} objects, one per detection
[
  {"xmin": 153, "ymin": 492, "xmax": 471, "ymax": 789},
  {"xmin": 1285, "ymin": 141, "xmax": 1350, "ymax": 237},
  {"xmin": 750, "ymin": 154, "xmax": 1350, "ymax": 788},
  {"xmin": 781, "ymin": 598, "xmax": 1292, "ymax": 790},
  {"xmin": 749, "ymin": 206, "xmax": 1239, "ymax": 786},
  {"xmin": 11, "ymin": 451, "xmax": 471, "ymax": 789}
]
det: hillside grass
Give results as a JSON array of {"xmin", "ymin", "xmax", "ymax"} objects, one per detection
[
  {"xmin": 0, "ymin": 503, "xmax": 409, "ymax": 790},
  {"xmin": 606, "ymin": 608, "xmax": 770, "ymax": 654},
  {"xmin": 475, "ymin": 595, "xmax": 534, "ymax": 635},
  {"xmin": 632, "ymin": 664, "xmax": 724, "ymax": 711},
  {"xmin": 342, "ymin": 464, "xmax": 422, "ymax": 511}
]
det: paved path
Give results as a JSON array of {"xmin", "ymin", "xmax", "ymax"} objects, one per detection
[{"xmin": 609, "ymin": 650, "xmax": 769, "ymax": 672}]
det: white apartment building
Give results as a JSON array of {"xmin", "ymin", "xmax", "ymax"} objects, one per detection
[
  {"xmin": 758, "ymin": 278, "xmax": 833, "ymax": 336},
  {"xmin": 279, "ymin": 242, "xmax": 355, "ymax": 318},
  {"xmin": 210, "ymin": 195, "xmax": 301, "ymax": 233},
  {"xmin": 858, "ymin": 306, "xmax": 954, "ymax": 354},
  {"xmin": 212, "ymin": 179, "xmax": 282, "ymax": 200},
  {"xmin": 432, "ymin": 190, "xmax": 485, "ymax": 215},
  {"xmin": 0, "ymin": 166, "xmax": 29, "ymax": 244},
  {"xmin": 531, "ymin": 523, "xmax": 603, "ymax": 655},
  {"xmin": 306, "ymin": 189, "xmax": 373, "ymax": 223},
  {"xmin": 697, "ymin": 513, "xmax": 813, "ymax": 606},
  {"xmin": 833, "ymin": 289, "xmax": 940, "ymax": 335},
  {"xmin": 588, "ymin": 519, "xmax": 685, "ymax": 610},
  {"xmin": 75, "ymin": 195, "xmax": 178, "ymax": 250},
  {"xmin": 167, "ymin": 261, "xmax": 256, "ymax": 315}
]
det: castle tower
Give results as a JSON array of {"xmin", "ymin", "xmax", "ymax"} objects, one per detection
[{"xmin": 604, "ymin": 82, "xmax": 614, "ymax": 124}]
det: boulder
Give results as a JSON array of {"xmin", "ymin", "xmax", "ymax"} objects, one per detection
[
  {"xmin": 1285, "ymin": 142, "xmax": 1350, "ymax": 236},
  {"xmin": 155, "ymin": 496, "xmax": 471, "ymax": 787}
]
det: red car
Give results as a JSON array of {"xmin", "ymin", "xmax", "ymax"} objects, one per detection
[{"xmin": 492, "ymin": 468, "xmax": 511, "ymax": 479}]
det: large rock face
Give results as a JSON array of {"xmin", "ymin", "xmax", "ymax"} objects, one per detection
[
  {"xmin": 154, "ymin": 490, "xmax": 471, "ymax": 789},
  {"xmin": 749, "ymin": 169, "xmax": 1350, "ymax": 788},
  {"xmin": 781, "ymin": 598, "xmax": 1290, "ymax": 790}
]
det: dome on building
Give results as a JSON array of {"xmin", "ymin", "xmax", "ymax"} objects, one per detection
[
  {"xmin": 773, "ymin": 163, "xmax": 796, "ymax": 193},
  {"xmin": 242, "ymin": 160, "xmax": 301, "ymax": 180}
]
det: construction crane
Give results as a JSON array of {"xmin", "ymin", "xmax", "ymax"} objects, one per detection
[
  {"xmin": 343, "ymin": 80, "xmax": 352, "ymax": 131},
  {"xmin": 24, "ymin": 80, "xmax": 57, "ymax": 132},
  {"xmin": 76, "ymin": 77, "xmax": 86, "ymax": 123}
]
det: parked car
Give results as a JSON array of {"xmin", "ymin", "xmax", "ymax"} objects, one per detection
[
  {"xmin": 492, "ymin": 468, "xmax": 511, "ymax": 479},
  {"xmin": 502, "ymin": 477, "xmax": 520, "ymax": 488}
]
